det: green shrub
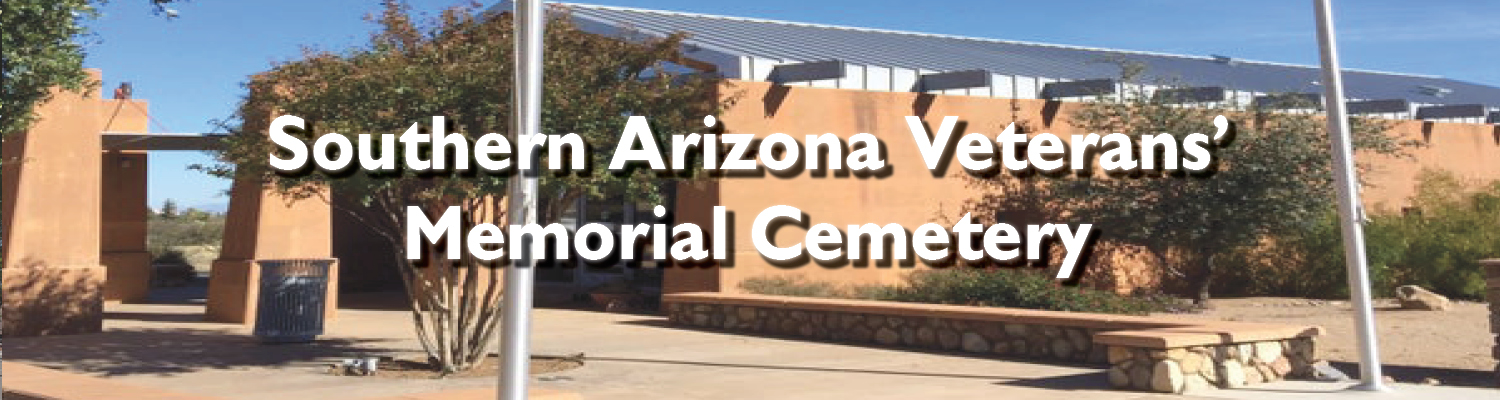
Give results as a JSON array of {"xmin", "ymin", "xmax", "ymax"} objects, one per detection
[
  {"xmin": 1383, "ymin": 173, "xmax": 1500, "ymax": 299},
  {"xmin": 153, "ymin": 248, "xmax": 190, "ymax": 265},
  {"xmin": 885, "ymin": 268, "xmax": 1174, "ymax": 315},
  {"xmin": 1215, "ymin": 210, "xmax": 1404, "ymax": 299},
  {"xmin": 844, "ymin": 283, "xmax": 902, "ymax": 301},
  {"xmin": 1218, "ymin": 171, "xmax": 1500, "ymax": 300},
  {"xmin": 739, "ymin": 270, "xmax": 1174, "ymax": 315},
  {"xmin": 147, "ymin": 205, "xmax": 224, "ymax": 257},
  {"xmin": 738, "ymin": 276, "xmax": 846, "ymax": 298}
]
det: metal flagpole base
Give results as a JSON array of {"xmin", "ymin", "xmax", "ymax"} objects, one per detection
[{"xmin": 1346, "ymin": 382, "xmax": 1393, "ymax": 393}]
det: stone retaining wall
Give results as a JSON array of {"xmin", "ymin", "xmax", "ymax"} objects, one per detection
[
  {"xmin": 665, "ymin": 293, "xmax": 1322, "ymax": 394},
  {"xmin": 667, "ymin": 300, "xmax": 1112, "ymax": 363},
  {"xmin": 1104, "ymin": 338, "xmax": 1316, "ymax": 393}
]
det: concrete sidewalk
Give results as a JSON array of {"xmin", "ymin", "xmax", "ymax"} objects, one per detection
[
  {"xmin": 1202, "ymin": 380, "xmax": 1500, "ymax": 399},
  {"xmin": 2, "ymin": 361, "xmax": 222, "ymax": 400},
  {"xmin": 5, "ymin": 301, "xmax": 1498, "ymax": 399}
]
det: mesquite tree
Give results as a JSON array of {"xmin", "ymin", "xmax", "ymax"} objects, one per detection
[
  {"xmin": 974, "ymin": 77, "xmax": 1414, "ymax": 304},
  {"xmin": 211, "ymin": 1, "xmax": 726, "ymax": 373}
]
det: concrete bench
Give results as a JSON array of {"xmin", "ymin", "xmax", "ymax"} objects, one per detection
[
  {"xmin": 1094, "ymin": 323, "xmax": 1321, "ymax": 393},
  {"xmin": 664, "ymin": 292, "xmax": 1321, "ymax": 395}
]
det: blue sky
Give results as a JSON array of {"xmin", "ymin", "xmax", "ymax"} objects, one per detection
[{"xmin": 84, "ymin": 0, "xmax": 1500, "ymax": 211}]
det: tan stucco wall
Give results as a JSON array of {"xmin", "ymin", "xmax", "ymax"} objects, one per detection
[
  {"xmin": 673, "ymin": 80, "xmax": 1500, "ymax": 295},
  {"xmin": 205, "ymin": 179, "xmax": 339, "ymax": 324},
  {"xmin": 3, "ymin": 70, "xmax": 341, "ymax": 332},
  {"xmin": 2, "ymin": 70, "xmax": 110, "ymax": 336},
  {"xmin": 1361, "ymin": 120, "xmax": 1500, "ymax": 210},
  {"xmin": 101, "ymin": 150, "xmax": 151, "ymax": 303},
  {"xmin": 679, "ymin": 80, "xmax": 1085, "ymax": 293},
  {"xmin": 100, "ymin": 99, "xmax": 153, "ymax": 303},
  {"xmin": 206, "ymin": 101, "xmax": 338, "ymax": 324}
]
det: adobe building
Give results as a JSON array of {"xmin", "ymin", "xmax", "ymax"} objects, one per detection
[
  {"xmin": 483, "ymin": 3, "xmax": 1500, "ymax": 295},
  {"xmin": 332, "ymin": 3, "xmax": 1500, "ymax": 298},
  {"xmin": 2, "ymin": 70, "xmax": 337, "ymax": 336},
  {"xmin": 6, "ymin": 4, "xmax": 1499, "ymax": 337}
]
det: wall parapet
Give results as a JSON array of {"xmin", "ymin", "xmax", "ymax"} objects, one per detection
[{"xmin": 663, "ymin": 292, "xmax": 1321, "ymax": 394}]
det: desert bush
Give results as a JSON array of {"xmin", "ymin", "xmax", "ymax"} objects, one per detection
[
  {"xmin": 741, "ymin": 269, "xmax": 1175, "ymax": 315},
  {"xmin": 152, "ymin": 248, "xmax": 190, "ymax": 265},
  {"xmin": 1217, "ymin": 171, "xmax": 1500, "ymax": 300},
  {"xmin": 147, "ymin": 202, "xmax": 224, "ymax": 259},
  {"xmin": 1383, "ymin": 172, "xmax": 1500, "ymax": 299},
  {"xmin": 738, "ymin": 276, "xmax": 849, "ymax": 299},
  {"xmin": 884, "ymin": 268, "xmax": 1174, "ymax": 315},
  {"xmin": 845, "ymin": 283, "xmax": 902, "ymax": 300},
  {"xmin": 1213, "ymin": 211, "xmax": 1403, "ymax": 299}
]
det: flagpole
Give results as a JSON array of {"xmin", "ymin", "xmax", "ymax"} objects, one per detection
[
  {"xmin": 500, "ymin": 0, "xmax": 544, "ymax": 399},
  {"xmin": 1311, "ymin": 0, "xmax": 1389, "ymax": 391}
]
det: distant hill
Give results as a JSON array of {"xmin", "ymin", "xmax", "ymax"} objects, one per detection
[{"xmin": 189, "ymin": 202, "xmax": 229, "ymax": 214}]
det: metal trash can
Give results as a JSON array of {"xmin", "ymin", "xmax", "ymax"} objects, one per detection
[{"xmin": 253, "ymin": 259, "xmax": 332, "ymax": 343}]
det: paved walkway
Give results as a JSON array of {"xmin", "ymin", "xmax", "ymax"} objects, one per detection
[{"xmin": 5, "ymin": 300, "xmax": 1498, "ymax": 399}]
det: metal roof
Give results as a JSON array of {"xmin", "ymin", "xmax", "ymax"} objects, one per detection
[{"xmin": 496, "ymin": 2, "xmax": 1500, "ymax": 108}]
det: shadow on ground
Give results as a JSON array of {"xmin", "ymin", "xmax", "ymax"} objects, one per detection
[
  {"xmin": 145, "ymin": 275, "xmax": 209, "ymax": 305},
  {"xmin": 586, "ymin": 355, "xmax": 1034, "ymax": 381},
  {"xmin": 611, "ymin": 315, "xmax": 1114, "ymax": 391},
  {"xmin": 995, "ymin": 371, "xmax": 1109, "ymax": 391},
  {"xmin": 616, "ymin": 316, "xmax": 1101, "ymax": 365},
  {"xmin": 101, "ymin": 311, "xmax": 212, "ymax": 323},
  {"xmin": 336, "ymin": 291, "xmax": 412, "ymax": 311},
  {"xmin": 5, "ymin": 327, "xmax": 400, "ymax": 377},
  {"xmin": 337, "ymin": 290, "xmax": 622, "ymax": 313}
]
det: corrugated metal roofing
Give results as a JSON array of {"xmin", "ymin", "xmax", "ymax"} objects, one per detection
[{"xmin": 495, "ymin": 2, "xmax": 1500, "ymax": 108}]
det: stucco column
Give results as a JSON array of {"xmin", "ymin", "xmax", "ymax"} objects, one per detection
[
  {"xmin": 2, "ymin": 70, "xmax": 109, "ymax": 336},
  {"xmin": 98, "ymin": 96, "xmax": 153, "ymax": 303},
  {"xmin": 665, "ymin": 180, "xmax": 722, "ymax": 294},
  {"xmin": 100, "ymin": 151, "xmax": 152, "ymax": 303},
  {"xmin": 205, "ymin": 84, "xmax": 338, "ymax": 325},
  {"xmin": 205, "ymin": 167, "xmax": 337, "ymax": 324}
]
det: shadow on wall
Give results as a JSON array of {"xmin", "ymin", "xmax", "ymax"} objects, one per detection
[
  {"xmin": 2, "ymin": 259, "xmax": 105, "ymax": 337},
  {"xmin": 763, "ymin": 84, "xmax": 792, "ymax": 117},
  {"xmin": 3, "ymin": 326, "xmax": 401, "ymax": 377}
]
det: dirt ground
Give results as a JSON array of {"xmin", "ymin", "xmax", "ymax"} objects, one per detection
[{"xmin": 1154, "ymin": 297, "xmax": 1496, "ymax": 386}]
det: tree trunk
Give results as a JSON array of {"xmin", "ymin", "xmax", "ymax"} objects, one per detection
[
  {"xmin": 1193, "ymin": 253, "xmax": 1217, "ymax": 305},
  {"xmin": 336, "ymin": 195, "xmax": 504, "ymax": 375}
]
